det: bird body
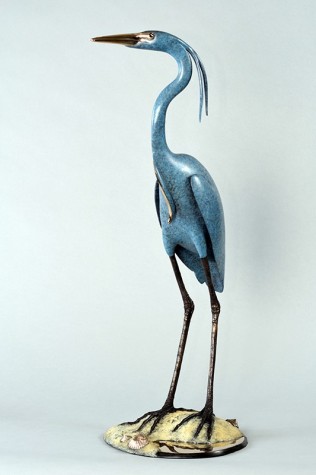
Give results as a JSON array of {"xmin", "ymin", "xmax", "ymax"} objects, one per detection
[{"xmin": 155, "ymin": 153, "xmax": 224, "ymax": 290}]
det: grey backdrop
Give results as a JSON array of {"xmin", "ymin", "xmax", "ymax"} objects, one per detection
[{"xmin": 1, "ymin": 1, "xmax": 315, "ymax": 474}]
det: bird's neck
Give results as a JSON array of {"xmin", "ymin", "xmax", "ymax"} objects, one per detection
[{"xmin": 151, "ymin": 46, "xmax": 192, "ymax": 165}]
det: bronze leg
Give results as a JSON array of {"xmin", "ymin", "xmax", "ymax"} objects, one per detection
[
  {"xmin": 201, "ymin": 257, "xmax": 220, "ymax": 424},
  {"xmin": 173, "ymin": 257, "xmax": 220, "ymax": 439},
  {"xmin": 163, "ymin": 255, "xmax": 195, "ymax": 407},
  {"xmin": 130, "ymin": 255, "xmax": 194, "ymax": 434}
]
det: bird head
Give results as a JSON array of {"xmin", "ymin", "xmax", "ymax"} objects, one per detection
[
  {"xmin": 91, "ymin": 30, "xmax": 177, "ymax": 52},
  {"xmin": 92, "ymin": 30, "xmax": 208, "ymax": 120}
]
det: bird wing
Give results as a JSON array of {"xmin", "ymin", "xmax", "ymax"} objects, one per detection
[
  {"xmin": 190, "ymin": 174, "xmax": 225, "ymax": 290},
  {"xmin": 154, "ymin": 180, "xmax": 162, "ymax": 226}
]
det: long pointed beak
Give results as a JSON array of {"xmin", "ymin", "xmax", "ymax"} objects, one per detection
[{"xmin": 91, "ymin": 33, "xmax": 141, "ymax": 47}]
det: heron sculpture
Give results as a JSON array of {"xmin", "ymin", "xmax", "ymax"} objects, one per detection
[{"xmin": 92, "ymin": 31, "xmax": 225, "ymax": 441}]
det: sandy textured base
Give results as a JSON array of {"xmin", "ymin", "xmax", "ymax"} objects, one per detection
[{"xmin": 104, "ymin": 409, "xmax": 247, "ymax": 458}]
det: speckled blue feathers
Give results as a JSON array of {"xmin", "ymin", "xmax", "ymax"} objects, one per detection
[{"xmin": 138, "ymin": 31, "xmax": 225, "ymax": 291}]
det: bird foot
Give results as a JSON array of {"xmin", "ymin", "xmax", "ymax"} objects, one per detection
[
  {"xmin": 123, "ymin": 405, "xmax": 177, "ymax": 435},
  {"xmin": 172, "ymin": 407, "xmax": 215, "ymax": 439}
]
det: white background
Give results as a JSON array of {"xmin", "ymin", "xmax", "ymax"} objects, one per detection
[{"xmin": 1, "ymin": 1, "xmax": 315, "ymax": 474}]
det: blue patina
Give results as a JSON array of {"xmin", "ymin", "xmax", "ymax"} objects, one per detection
[{"xmin": 134, "ymin": 32, "xmax": 225, "ymax": 291}]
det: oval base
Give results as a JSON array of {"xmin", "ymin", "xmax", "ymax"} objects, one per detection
[{"xmin": 104, "ymin": 409, "xmax": 248, "ymax": 458}]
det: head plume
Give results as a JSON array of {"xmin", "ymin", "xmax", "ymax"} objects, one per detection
[{"xmin": 177, "ymin": 38, "xmax": 209, "ymax": 122}]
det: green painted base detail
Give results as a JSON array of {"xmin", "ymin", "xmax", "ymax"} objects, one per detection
[{"xmin": 104, "ymin": 409, "xmax": 247, "ymax": 458}]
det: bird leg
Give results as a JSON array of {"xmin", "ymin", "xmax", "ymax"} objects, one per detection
[
  {"xmin": 173, "ymin": 257, "xmax": 220, "ymax": 439},
  {"xmin": 123, "ymin": 255, "xmax": 194, "ymax": 435},
  {"xmin": 165, "ymin": 255, "xmax": 195, "ymax": 406}
]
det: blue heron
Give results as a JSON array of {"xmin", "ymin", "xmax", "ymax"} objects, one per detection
[{"xmin": 92, "ymin": 31, "xmax": 225, "ymax": 440}]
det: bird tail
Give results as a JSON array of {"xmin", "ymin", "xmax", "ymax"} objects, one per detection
[{"xmin": 176, "ymin": 247, "xmax": 224, "ymax": 292}]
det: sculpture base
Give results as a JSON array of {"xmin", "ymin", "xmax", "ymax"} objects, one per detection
[{"xmin": 104, "ymin": 409, "xmax": 247, "ymax": 458}]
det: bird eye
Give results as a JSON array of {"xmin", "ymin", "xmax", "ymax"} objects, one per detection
[{"xmin": 139, "ymin": 32, "xmax": 155, "ymax": 42}]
